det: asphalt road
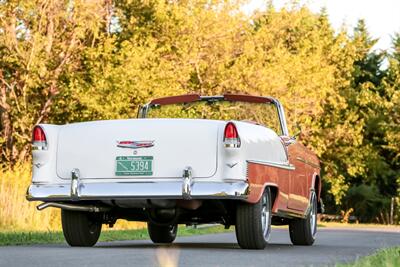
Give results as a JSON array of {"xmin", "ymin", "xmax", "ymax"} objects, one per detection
[{"xmin": 0, "ymin": 227, "xmax": 399, "ymax": 267}]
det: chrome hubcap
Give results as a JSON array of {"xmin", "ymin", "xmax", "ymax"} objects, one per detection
[
  {"xmin": 169, "ymin": 225, "xmax": 176, "ymax": 235},
  {"xmin": 309, "ymin": 193, "xmax": 317, "ymax": 238},
  {"xmin": 261, "ymin": 193, "xmax": 271, "ymax": 241},
  {"xmin": 88, "ymin": 221, "xmax": 99, "ymax": 235}
]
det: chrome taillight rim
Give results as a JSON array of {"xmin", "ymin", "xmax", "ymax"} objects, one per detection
[
  {"xmin": 223, "ymin": 122, "xmax": 241, "ymax": 148},
  {"xmin": 32, "ymin": 126, "xmax": 48, "ymax": 150}
]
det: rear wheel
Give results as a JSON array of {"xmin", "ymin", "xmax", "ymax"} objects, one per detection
[
  {"xmin": 61, "ymin": 210, "xmax": 102, "ymax": 247},
  {"xmin": 147, "ymin": 223, "xmax": 178, "ymax": 243},
  {"xmin": 235, "ymin": 187, "xmax": 272, "ymax": 249},
  {"xmin": 289, "ymin": 191, "xmax": 317, "ymax": 245}
]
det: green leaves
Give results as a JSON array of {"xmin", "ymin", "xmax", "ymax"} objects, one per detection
[{"xmin": 0, "ymin": 1, "xmax": 399, "ymax": 220}]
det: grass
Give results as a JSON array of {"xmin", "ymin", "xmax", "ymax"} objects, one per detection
[
  {"xmin": 0, "ymin": 225, "xmax": 232, "ymax": 246},
  {"xmin": 0, "ymin": 163, "xmax": 148, "ymax": 232},
  {"xmin": 0, "ymin": 164, "xmax": 60, "ymax": 231},
  {"xmin": 337, "ymin": 247, "xmax": 400, "ymax": 267},
  {"xmin": 1, "ymin": 224, "xmax": 333, "ymax": 246},
  {"xmin": 319, "ymin": 222, "xmax": 400, "ymax": 229}
]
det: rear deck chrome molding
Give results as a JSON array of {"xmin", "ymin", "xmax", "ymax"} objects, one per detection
[
  {"xmin": 26, "ymin": 180, "xmax": 249, "ymax": 202},
  {"xmin": 247, "ymin": 159, "xmax": 295, "ymax": 170}
]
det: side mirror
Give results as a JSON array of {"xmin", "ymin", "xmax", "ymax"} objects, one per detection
[
  {"xmin": 283, "ymin": 126, "xmax": 301, "ymax": 146},
  {"xmin": 284, "ymin": 136, "xmax": 296, "ymax": 146},
  {"xmin": 292, "ymin": 129, "xmax": 301, "ymax": 139}
]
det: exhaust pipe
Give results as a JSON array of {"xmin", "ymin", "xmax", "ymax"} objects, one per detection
[{"xmin": 37, "ymin": 202, "xmax": 111, "ymax": 213}]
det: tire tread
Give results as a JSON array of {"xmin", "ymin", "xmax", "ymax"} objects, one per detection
[
  {"xmin": 61, "ymin": 210, "xmax": 101, "ymax": 247},
  {"xmin": 235, "ymin": 188, "xmax": 271, "ymax": 249},
  {"xmin": 147, "ymin": 223, "xmax": 177, "ymax": 243},
  {"xmin": 289, "ymin": 192, "xmax": 317, "ymax": 246}
]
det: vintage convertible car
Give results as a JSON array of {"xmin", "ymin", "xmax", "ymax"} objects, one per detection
[{"xmin": 27, "ymin": 94, "xmax": 322, "ymax": 249}]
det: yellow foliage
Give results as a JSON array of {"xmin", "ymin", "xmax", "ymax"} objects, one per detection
[
  {"xmin": 0, "ymin": 164, "xmax": 145, "ymax": 232},
  {"xmin": 0, "ymin": 0, "xmax": 399, "ymax": 222},
  {"xmin": 0, "ymin": 164, "xmax": 60, "ymax": 231},
  {"xmin": 340, "ymin": 208, "xmax": 354, "ymax": 224}
]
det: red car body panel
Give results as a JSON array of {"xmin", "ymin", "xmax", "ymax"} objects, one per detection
[{"xmin": 247, "ymin": 137, "xmax": 320, "ymax": 217}]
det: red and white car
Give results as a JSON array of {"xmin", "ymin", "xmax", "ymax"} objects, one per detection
[{"xmin": 27, "ymin": 94, "xmax": 322, "ymax": 249}]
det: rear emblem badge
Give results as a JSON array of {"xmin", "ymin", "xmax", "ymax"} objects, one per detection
[
  {"xmin": 117, "ymin": 140, "xmax": 155, "ymax": 149},
  {"xmin": 226, "ymin": 162, "xmax": 238, "ymax": 168}
]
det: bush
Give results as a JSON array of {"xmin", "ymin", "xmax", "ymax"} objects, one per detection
[{"xmin": 343, "ymin": 184, "xmax": 391, "ymax": 223}]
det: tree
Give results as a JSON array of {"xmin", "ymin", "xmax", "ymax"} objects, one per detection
[
  {"xmin": 0, "ymin": 0, "xmax": 109, "ymax": 166},
  {"xmin": 0, "ymin": 1, "xmax": 398, "ymax": 222},
  {"xmin": 383, "ymin": 34, "xmax": 400, "ymax": 164},
  {"xmin": 383, "ymin": 34, "xmax": 400, "ymax": 220}
]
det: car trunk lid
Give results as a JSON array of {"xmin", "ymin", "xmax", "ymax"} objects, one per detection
[{"xmin": 56, "ymin": 119, "xmax": 220, "ymax": 179}]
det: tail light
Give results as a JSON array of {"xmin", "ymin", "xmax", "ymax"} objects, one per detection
[
  {"xmin": 224, "ymin": 122, "xmax": 241, "ymax": 148},
  {"xmin": 32, "ymin": 126, "xmax": 47, "ymax": 150}
]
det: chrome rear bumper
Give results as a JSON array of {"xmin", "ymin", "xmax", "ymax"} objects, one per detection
[{"xmin": 26, "ymin": 180, "xmax": 249, "ymax": 202}]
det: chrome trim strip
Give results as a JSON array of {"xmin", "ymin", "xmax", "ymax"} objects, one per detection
[
  {"xmin": 247, "ymin": 159, "xmax": 295, "ymax": 170},
  {"xmin": 270, "ymin": 98, "xmax": 289, "ymax": 137},
  {"xmin": 296, "ymin": 157, "xmax": 320, "ymax": 169},
  {"xmin": 296, "ymin": 157, "xmax": 306, "ymax": 163},
  {"xmin": 224, "ymin": 143, "xmax": 240, "ymax": 148},
  {"xmin": 26, "ymin": 180, "xmax": 249, "ymax": 201},
  {"xmin": 140, "ymin": 96, "xmax": 290, "ymax": 138},
  {"xmin": 32, "ymin": 145, "xmax": 48, "ymax": 151}
]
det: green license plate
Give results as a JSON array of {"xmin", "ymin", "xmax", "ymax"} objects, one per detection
[{"xmin": 116, "ymin": 156, "xmax": 153, "ymax": 176}]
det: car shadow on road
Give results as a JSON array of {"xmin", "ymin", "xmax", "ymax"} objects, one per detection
[{"xmin": 95, "ymin": 242, "xmax": 297, "ymax": 251}]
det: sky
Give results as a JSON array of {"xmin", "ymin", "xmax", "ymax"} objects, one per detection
[{"xmin": 243, "ymin": 0, "xmax": 400, "ymax": 52}]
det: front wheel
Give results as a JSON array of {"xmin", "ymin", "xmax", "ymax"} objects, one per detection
[
  {"xmin": 289, "ymin": 191, "xmax": 317, "ymax": 245},
  {"xmin": 61, "ymin": 210, "xmax": 102, "ymax": 247},
  {"xmin": 147, "ymin": 223, "xmax": 178, "ymax": 243},
  {"xmin": 235, "ymin": 187, "xmax": 272, "ymax": 249}
]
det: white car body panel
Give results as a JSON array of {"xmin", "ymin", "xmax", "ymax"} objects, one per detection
[
  {"xmin": 32, "ymin": 119, "xmax": 288, "ymax": 185},
  {"xmin": 56, "ymin": 119, "xmax": 220, "ymax": 179}
]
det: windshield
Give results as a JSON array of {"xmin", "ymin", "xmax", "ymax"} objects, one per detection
[{"xmin": 145, "ymin": 100, "xmax": 282, "ymax": 135}]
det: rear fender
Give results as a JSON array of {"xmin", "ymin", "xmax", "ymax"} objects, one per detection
[
  {"xmin": 310, "ymin": 172, "xmax": 321, "ymax": 201},
  {"xmin": 246, "ymin": 182, "xmax": 280, "ymax": 211}
]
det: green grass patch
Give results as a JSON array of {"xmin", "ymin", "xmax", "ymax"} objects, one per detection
[
  {"xmin": 0, "ymin": 225, "xmax": 232, "ymax": 246},
  {"xmin": 320, "ymin": 222, "xmax": 400, "ymax": 229},
  {"xmin": 337, "ymin": 247, "xmax": 400, "ymax": 267}
]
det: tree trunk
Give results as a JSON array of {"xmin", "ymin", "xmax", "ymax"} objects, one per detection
[{"xmin": 0, "ymin": 80, "xmax": 13, "ymax": 166}]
